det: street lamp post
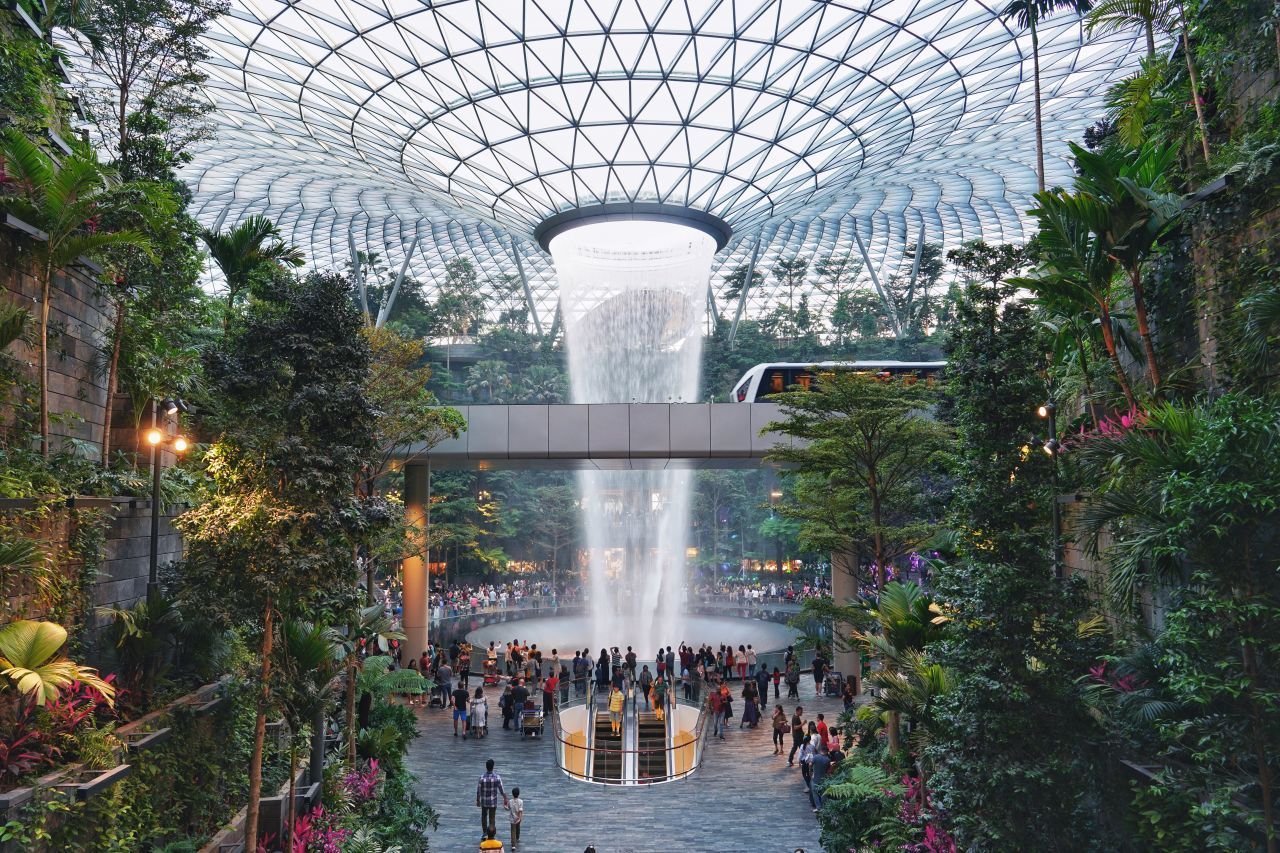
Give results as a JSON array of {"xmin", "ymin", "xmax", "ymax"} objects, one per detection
[
  {"xmin": 145, "ymin": 398, "xmax": 189, "ymax": 604},
  {"xmin": 1037, "ymin": 400, "xmax": 1063, "ymax": 578}
]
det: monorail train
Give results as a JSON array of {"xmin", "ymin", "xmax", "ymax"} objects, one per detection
[{"xmin": 731, "ymin": 361, "xmax": 947, "ymax": 402}]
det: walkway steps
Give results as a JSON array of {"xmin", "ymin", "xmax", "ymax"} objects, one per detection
[
  {"xmin": 592, "ymin": 713, "xmax": 622, "ymax": 782},
  {"xmin": 635, "ymin": 710, "xmax": 667, "ymax": 781}
]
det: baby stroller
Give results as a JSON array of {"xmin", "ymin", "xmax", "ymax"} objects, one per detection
[
  {"xmin": 824, "ymin": 671, "xmax": 844, "ymax": 697},
  {"xmin": 483, "ymin": 660, "xmax": 500, "ymax": 686},
  {"xmin": 519, "ymin": 700, "xmax": 544, "ymax": 738}
]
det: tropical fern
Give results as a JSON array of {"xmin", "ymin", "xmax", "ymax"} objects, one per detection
[{"xmin": 822, "ymin": 763, "xmax": 903, "ymax": 801}]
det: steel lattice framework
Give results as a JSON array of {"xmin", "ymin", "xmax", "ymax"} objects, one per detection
[{"xmin": 177, "ymin": 0, "xmax": 1146, "ymax": 325}]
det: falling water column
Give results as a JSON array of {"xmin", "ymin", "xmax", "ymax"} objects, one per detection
[{"xmin": 549, "ymin": 220, "xmax": 717, "ymax": 654}]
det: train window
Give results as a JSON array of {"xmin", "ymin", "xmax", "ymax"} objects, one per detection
[
  {"xmin": 795, "ymin": 371, "xmax": 812, "ymax": 390},
  {"xmin": 767, "ymin": 369, "xmax": 785, "ymax": 394},
  {"xmin": 734, "ymin": 378, "xmax": 749, "ymax": 402}
]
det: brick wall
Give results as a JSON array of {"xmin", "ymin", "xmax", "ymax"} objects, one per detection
[{"xmin": 2, "ymin": 230, "xmax": 183, "ymax": 618}]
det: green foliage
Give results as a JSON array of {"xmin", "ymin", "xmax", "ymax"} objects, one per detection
[
  {"xmin": 0, "ymin": 619, "xmax": 115, "ymax": 707},
  {"xmin": 816, "ymin": 760, "xmax": 905, "ymax": 852},
  {"xmin": 176, "ymin": 271, "xmax": 377, "ymax": 622},
  {"xmin": 766, "ymin": 370, "xmax": 952, "ymax": 588},
  {"xmin": 928, "ymin": 276, "xmax": 1120, "ymax": 850}
]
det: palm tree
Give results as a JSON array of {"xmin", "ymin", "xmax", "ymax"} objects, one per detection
[
  {"xmin": 0, "ymin": 130, "xmax": 170, "ymax": 456},
  {"xmin": 854, "ymin": 581, "xmax": 949, "ymax": 754},
  {"xmin": 1070, "ymin": 141, "xmax": 1182, "ymax": 389},
  {"xmin": 339, "ymin": 604, "xmax": 405, "ymax": 765},
  {"xmin": 863, "ymin": 649, "xmax": 951, "ymax": 799},
  {"xmin": 0, "ymin": 620, "xmax": 115, "ymax": 711},
  {"xmin": 466, "ymin": 359, "xmax": 511, "ymax": 403},
  {"xmin": 275, "ymin": 620, "xmax": 344, "ymax": 841},
  {"xmin": 519, "ymin": 364, "xmax": 567, "ymax": 404},
  {"xmin": 1086, "ymin": 0, "xmax": 1211, "ymax": 163},
  {"xmin": 1002, "ymin": 0, "xmax": 1095, "ymax": 193},
  {"xmin": 1023, "ymin": 188, "xmax": 1138, "ymax": 407},
  {"xmin": 200, "ymin": 214, "xmax": 304, "ymax": 329}
]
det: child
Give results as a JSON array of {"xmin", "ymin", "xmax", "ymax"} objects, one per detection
[
  {"xmin": 507, "ymin": 786, "xmax": 524, "ymax": 848},
  {"xmin": 479, "ymin": 827, "xmax": 504, "ymax": 851}
]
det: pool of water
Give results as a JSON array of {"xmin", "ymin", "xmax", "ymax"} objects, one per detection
[{"xmin": 464, "ymin": 611, "xmax": 800, "ymax": 657}]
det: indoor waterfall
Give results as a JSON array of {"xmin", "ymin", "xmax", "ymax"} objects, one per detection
[{"xmin": 550, "ymin": 220, "xmax": 716, "ymax": 655}]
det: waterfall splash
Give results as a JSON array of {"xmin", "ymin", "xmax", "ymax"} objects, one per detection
[{"xmin": 550, "ymin": 220, "xmax": 715, "ymax": 655}]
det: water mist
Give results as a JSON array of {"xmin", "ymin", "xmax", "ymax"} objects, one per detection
[{"xmin": 550, "ymin": 220, "xmax": 715, "ymax": 655}]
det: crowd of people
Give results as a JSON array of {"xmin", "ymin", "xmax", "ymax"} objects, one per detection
[
  {"xmin": 692, "ymin": 578, "xmax": 832, "ymax": 604},
  {"xmin": 425, "ymin": 580, "xmax": 581, "ymax": 621}
]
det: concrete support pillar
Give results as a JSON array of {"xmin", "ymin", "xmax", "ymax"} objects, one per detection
[
  {"xmin": 832, "ymin": 551, "xmax": 861, "ymax": 694},
  {"xmin": 402, "ymin": 463, "xmax": 429, "ymax": 664}
]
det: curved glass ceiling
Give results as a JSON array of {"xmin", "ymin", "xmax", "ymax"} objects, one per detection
[{"xmin": 176, "ymin": 0, "xmax": 1146, "ymax": 322}]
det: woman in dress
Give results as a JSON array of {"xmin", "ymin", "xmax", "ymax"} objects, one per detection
[
  {"xmin": 740, "ymin": 677, "xmax": 760, "ymax": 728},
  {"xmin": 469, "ymin": 687, "xmax": 488, "ymax": 738}
]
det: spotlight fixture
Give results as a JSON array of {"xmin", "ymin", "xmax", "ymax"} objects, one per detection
[
  {"xmin": 145, "ymin": 428, "xmax": 163, "ymax": 446},
  {"xmin": 172, "ymin": 436, "xmax": 190, "ymax": 453},
  {"xmin": 160, "ymin": 398, "xmax": 179, "ymax": 415},
  {"xmin": 1037, "ymin": 401, "xmax": 1056, "ymax": 419},
  {"xmin": 1043, "ymin": 438, "xmax": 1061, "ymax": 456}
]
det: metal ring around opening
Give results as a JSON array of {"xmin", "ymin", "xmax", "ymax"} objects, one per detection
[{"xmin": 534, "ymin": 202, "xmax": 733, "ymax": 253}]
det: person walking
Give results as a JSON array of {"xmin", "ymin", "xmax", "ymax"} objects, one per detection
[
  {"xmin": 787, "ymin": 706, "xmax": 805, "ymax": 765},
  {"xmin": 736, "ymin": 645, "xmax": 748, "ymax": 681},
  {"xmin": 799, "ymin": 734, "xmax": 815, "ymax": 800},
  {"xmin": 470, "ymin": 687, "xmax": 489, "ymax": 739},
  {"xmin": 542, "ymin": 671, "xmax": 558, "ymax": 716},
  {"xmin": 652, "ymin": 675, "xmax": 667, "ymax": 721},
  {"xmin": 810, "ymin": 740, "xmax": 832, "ymax": 812},
  {"xmin": 772, "ymin": 666, "xmax": 782, "ymax": 700},
  {"xmin": 709, "ymin": 685, "xmax": 725, "ymax": 739},
  {"xmin": 812, "ymin": 651, "xmax": 827, "ymax": 694},
  {"xmin": 746, "ymin": 644, "xmax": 757, "ymax": 677},
  {"xmin": 624, "ymin": 646, "xmax": 637, "ymax": 685},
  {"xmin": 476, "ymin": 758, "xmax": 509, "ymax": 839},
  {"xmin": 771, "ymin": 704, "xmax": 788, "ymax": 754},
  {"xmin": 724, "ymin": 646, "xmax": 736, "ymax": 681},
  {"xmin": 507, "ymin": 786, "xmax": 524, "ymax": 849},
  {"xmin": 499, "ymin": 684, "xmax": 514, "ymax": 731},
  {"xmin": 740, "ymin": 678, "xmax": 760, "ymax": 728},
  {"xmin": 754, "ymin": 661, "xmax": 770, "ymax": 705},
  {"xmin": 719, "ymin": 684, "xmax": 733, "ymax": 733},
  {"xmin": 453, "ymin": 683, "xmax": 471, "ymax": 737},
  {"xmin": 637, "ymin": 665, "xmax": 653, "ymax": 710},
  {"xmin": 608, "ymin": 684, "xmax": 624, "ymax": 735},
  {"xmin": 437, "ymin": 660, "xmax": 454, "ymax": 709},
  {"xmin": 785, "ymin": 662, "xmax": 801, "ymax": 699},
  {"xmin": 511, "ymin": 679, "xmax": 530, "ymax": 735}
]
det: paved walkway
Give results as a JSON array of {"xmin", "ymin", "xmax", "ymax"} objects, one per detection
[{"xmin": 407, "ymin": 678, "xmax": 846, "ymax": 853}]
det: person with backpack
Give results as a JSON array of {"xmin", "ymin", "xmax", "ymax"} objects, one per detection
[{"xmin": 785, "ymin": 662, "xmax": 801, "ymax": 699}]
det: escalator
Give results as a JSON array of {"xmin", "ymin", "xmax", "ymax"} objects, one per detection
[
  {"xmin": 635, "ymin": 709, "xmax": 667, "ymax": 782},
  {"xmin": 591, "ymin": 711, "xmax": 623, "ymax": 782}
]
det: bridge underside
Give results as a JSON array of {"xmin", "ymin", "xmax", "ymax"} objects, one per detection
[{"xmin": 404, "ymin": 403, "xmax": 791, "ymax": 470}]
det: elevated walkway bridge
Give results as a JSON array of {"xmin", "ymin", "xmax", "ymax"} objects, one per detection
[{"xmin": 400, "ymin": 402, "xmax": 794, "ymax": 470}]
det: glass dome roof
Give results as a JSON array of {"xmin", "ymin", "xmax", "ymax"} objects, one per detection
[{"xmin": 177, "ymin": 0, "xmax": 1146, "ymax": 323}]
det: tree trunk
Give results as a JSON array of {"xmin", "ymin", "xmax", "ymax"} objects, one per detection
[
  {"xmin": 286, "ymin": 738, "xmax": 297, "ymax": 847},
  {"xmin": 245, "ymin": 596, "xmax": 274, "ymax": 851},
  {"xmin": 345, "ymin": 652, "xmax": 358, "ymax": 766},
  {"xmin": 39, "ymin": 267, "xmax": 52, "ymax": 458},
  {"xmin": 101, "ymin": 297, "xmax": 125, "ymax": 466},
  {"xmin": 1097, "ymin": 303, "xmax": 1137, "ymax": 409},
  {"xmin": 1182, "ymin": 26, "xmax": 1212, "ymax": 165},
  {"xmin": 1128, "ymin": 267, "xmax": 1162, "ymax": 389},
  {"xmin": 887, "ymin": 710, "xmax": 901, "ymax": 754},
  {"xmin": 310, "ymin": 706, "xmax": 326, "ymax": 785},
  {"xmin": 1031, "ymin": 17, "xmax": 1045, "ymax": 193},
  {"xmin": 1146, "ymin": 23, "xmax": 1156, "ymax": 60}
]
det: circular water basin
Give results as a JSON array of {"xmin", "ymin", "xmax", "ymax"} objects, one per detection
[{"xmin": 465, "ymin": 611, "xmax": 799, "ymax": 656}]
